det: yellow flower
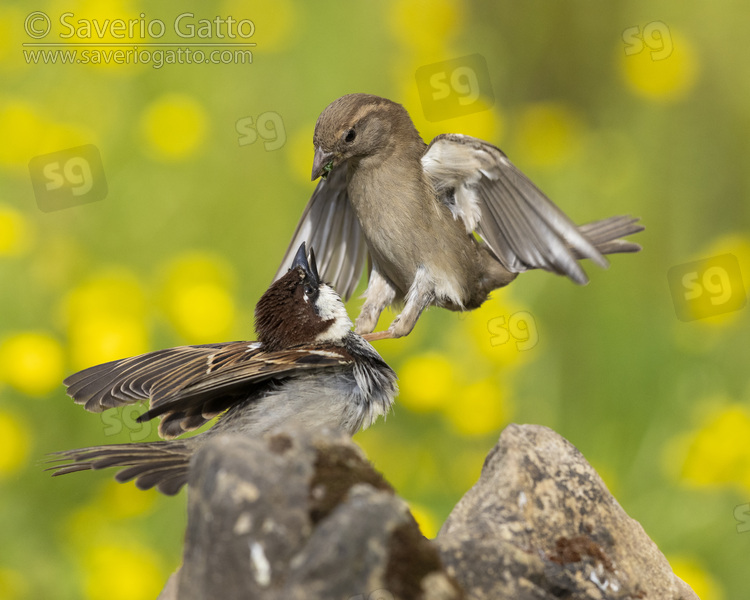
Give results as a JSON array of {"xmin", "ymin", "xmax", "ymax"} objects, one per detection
[
  {"xmin": 169, "ymin": 283, "xmax": 235, "ymax": 341},
  {"xmin": 462, "ymin": 296, "xmax": 540, "ymax": 368},
  {"xmin": 0, "ymin": 567, "xmax": 28, "ymax": 600},
  {"xmin": 442, "ymin": 378, "xmax": 508, "ymax": 437},
  {"xmin": 399, "ymin": 352, "xmax": 457, "ymax": 413},
  {"xmin": 677, "ymin": 403, "xmax": 750, "ymax": 493},
  {"xmin": 409, "ymin": 501, "xmax": 440, "ymax": 538},
  {"xmin": 668, "ymin": 555, "xmax": 724, "ymax": 600},
  {"xmin": 388, "ymin": 0, "xmax": 463, "ymax": 53},
  {"xmin": 63, "ymin": 482, "xmax": 157, "ymax": 547},
  {"xmin": 0, "ymin": 100, "xmax": 93, "ymax": 169},
  {"xmin": 64, "ymin": 270, "xmax": 149, "ymax": 369},
  {"xmin": 621, "ymin": 27, "xmax": 698, "ymax": 101},
  {"xmin": 139, "ymin": 94, "xmax": 208, "ymax": 161},
  {"xmin": 223, "ymin": 0, "xmax": 295, "ymax": 51},
  {"xmin": 70, "ymin": 313, "xmax": 150, "ymax": 369},
  {"xmin": 95, "ymin": 480, "xmax": 158, "ymax": 519},
  {"xmin": 0, "ymin": 7, "xmax": 24, "ymax": 69},
  {"xmin": 0, "ymin": 411, "xmax": 32, "ymax": 476},
  {"xmin": 0, "ymin": 101, "xmax": 45, "ymax": 169},
  {"xmin": 158, "ymin": 252, "xmax": 237, "ymax": 342},
  {"xmin": 400, "ymin": 80, "xmax": 503, "ymax": 147},
  {"xmin": 683, "ymin": 233, "xmax": 750, "ymax": 329},
  {"xmin": 513, "ymin": 102, "xmax": 585, "ymax": 167},
  {"xmin": 0, "ymin": 205, "xmax": 33, "ymax": 256},
  {"xmin": 82, "ymin": 541, "xmax": 164, "ymax": 600},
  {"xmin": 0, "ymin": 331, "xmax": 65, "ymax": 396}
]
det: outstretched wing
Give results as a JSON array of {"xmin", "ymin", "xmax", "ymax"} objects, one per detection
[
  {"xmin": 64, "ymin": 342, "xmax": 352, "ymax": 438},
  {"xmin": 422, "ymin": 134, "xmax": 642, "ymax": 284},
  {"xmin": 274, "ymin": 161, "xmax": 368, "ymax": 300}
]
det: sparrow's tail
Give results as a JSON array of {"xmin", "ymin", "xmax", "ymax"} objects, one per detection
[
  {"xmin": 47, "ymin": 440, "xmax": 193, "ymax": 496},
  {"xmin": 575, "ymin": 215, "xmax": 644, "ymax": 258}
]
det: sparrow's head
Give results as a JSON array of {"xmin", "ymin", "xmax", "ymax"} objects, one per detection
[
  {"xmin": 255, "ymin": 243, "xmax": 352, "ymax": 350},
  {"xmin": 311, "ymin": 93, "xmax": 417, "ymax": 180}
]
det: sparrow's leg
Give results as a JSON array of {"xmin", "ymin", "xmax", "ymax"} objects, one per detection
[
  {"xmin": 355, "ymin": 267, "xmax": 397, "ymax": 335},
  {"xmin": 385, "ymin": 266, "xmax": 435, "ymax": 338}
]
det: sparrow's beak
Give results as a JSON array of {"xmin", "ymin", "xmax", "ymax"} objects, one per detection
[
  {"xmin": 311, "ymin": 146, "xmax": 335, "ymax": 181},
  {"xmin": 291, "ymin": 242, "xmax": 320, "ymax": 288}
]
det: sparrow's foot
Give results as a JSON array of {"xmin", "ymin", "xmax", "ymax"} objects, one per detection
[{"xmin": 361, "ymin": 330, "xmax": 396, "ymax": 342}]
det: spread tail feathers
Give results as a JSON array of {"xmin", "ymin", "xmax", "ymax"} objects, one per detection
[
  {"xmin": 47, "ymin": 441, "xmax": 193, "ymax": 496},
  {"xmin": 575, "ymin": 215, "xmax": 644, "ymax": 258}
]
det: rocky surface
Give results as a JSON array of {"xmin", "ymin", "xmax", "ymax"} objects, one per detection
[
  {"xmin": 158, "ymin": 425, "xmax": 698, "ymax": 600},
  {"xmin": 437, "ymin": 424, "xmax": 698, "ymax": 600},
  {"xmin": 159, "ymin": 427, "xmax": 462, "ymax": 600}
]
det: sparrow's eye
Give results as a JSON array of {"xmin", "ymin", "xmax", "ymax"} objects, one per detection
[
  {"xmin": 344, "ymin": 128, "xmax": 356, "ymax": 143},
  {"xmin": 304, "ymin": 283, "xmax": 318, "ymax": 299}
]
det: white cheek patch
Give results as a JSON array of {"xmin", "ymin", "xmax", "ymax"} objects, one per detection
[{"xmin": 314, "ymin": 284, "xmax": 353, "ymax": 343}]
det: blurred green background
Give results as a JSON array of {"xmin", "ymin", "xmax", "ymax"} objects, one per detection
[{"xmin": 1, "ymin": 1, "xmax": 748, "ymax": 598}]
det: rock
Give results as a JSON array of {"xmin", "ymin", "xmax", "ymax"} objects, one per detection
[
  {"xmin": 436, "ymin": 424, "xmax": 699, "ymax": 600},
  {"xmin": 171, "ymin": 428, "xmax": 463, "ymax": 600},
  {"xmin": 161, "ymin": 424, "xmax": 697, "ymax": 600}
]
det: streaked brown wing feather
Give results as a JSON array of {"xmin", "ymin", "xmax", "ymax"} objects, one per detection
[{"xmin": 63, "ymin": 343, "xmax": 352, "ymax": 439}]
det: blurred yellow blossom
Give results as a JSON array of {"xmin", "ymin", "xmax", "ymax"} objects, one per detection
[
  {"xmin": 669, "ymin": 555, "xmax": 724, "ymax": 600},
  {"xmin": 514, "ymin": 102, "xmax": 585, "ymax": 167},
  {"xmin": 82, "ymin": 541, "xmax": 164, "ymax": 600},
  {"xmin": 0, "ymin": 7, "xmax": 23, "ymax": 68},
  {"xmin": 686, "ymin": 233, "xmax": 750, "ymax": 329},
  {"xmin": 95, "ymin": 480, "xmax": 158, "ymax": 519},
  {"xmin": 223, "ymin": 0, "xmax": 295, "ymax": 51},
  {"xmin": 676, "ymin": 403, "xmax": 750, "ymax": 493},
  {"xmin": 0, "ymin": 411, "xmax": 31, "ymax": 476},
  {"xmin": 463, "ymin": 296, "xmax": 540, "ymax": 368},
  {"xmin": 442, "ymin": 378, "xmax": 508, "ymax": 436},
  {"xmin": 399, "ymin": 352, "xmax": 457, "ymax": 413},
  {"xmin": 64, "ymin": 482, "xmax": 158, "ymax": 549},
  {"xmin": 61, "ymin": 0, "xmax": 139, "ymax": 61},
  {"xmin": 409, "ymin": 501, "xmax": 440, "ymax": 538},
  {"xmin": 0, "ymin": 331, "xmax": 64, "ymax": 396},
  {"xmin": 139, "ymin": 94, "xmax": 208, "ymax": 161},
  {"xmin": 0, "ymin": 205, "xmax": 33, "ymax": 256},
  {"xmin": 621, "ymin": 28, "xmax": 698, "ymax": 101},
  {"xmin": 670, "ymin": 231, "xmax": 750, "ymax": 354},
  {"xmin": 388, "ymin": 0, "xmax": 463, "ymax": 53},
  {"xmin": 70, "ymin": 314, "xmax": 149, "ymax": 369},
  {"xmin": 0, "ymin": 101, "xmax": 46, "ymax": 169},
  {"xmin": 703, "ymin": 233, "xmax": 750, "ymax": 277},
  {"xmin": 64, "ymin": 270, "xmax": 149, "ymax": 369},
  {"xmin": 159, "ymin": 252, "xmax": 237, "ymax": 342},
  {"xmin": 0, "ymin": 100, "xmax": 93, "ymax": 169},
  {"xmin": 0, "ymin": 567, "xmax": 28, "ymax": 600},
  {"xmin": 401, "ymin": 80, "xmax": 503, "ymax": 146}
]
